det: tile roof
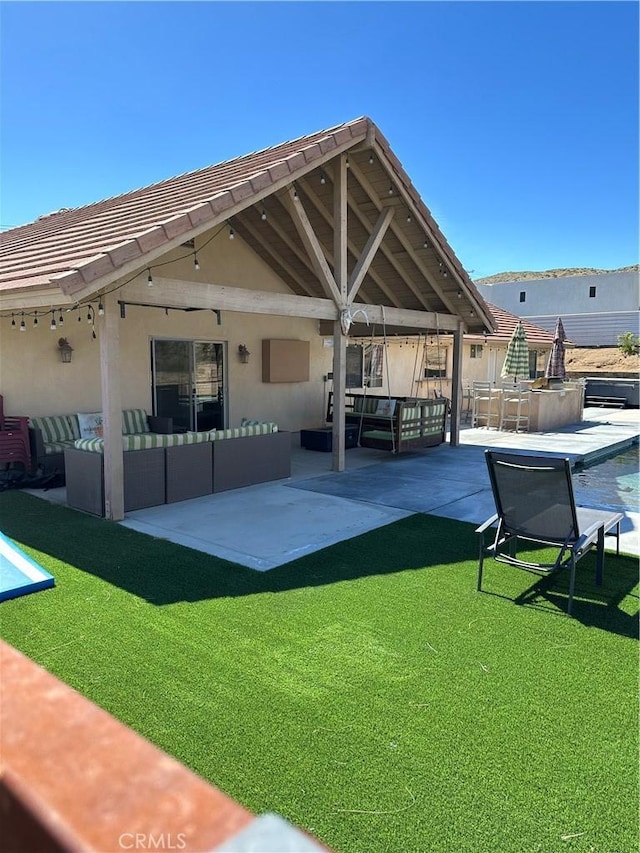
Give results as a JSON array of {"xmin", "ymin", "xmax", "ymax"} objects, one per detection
[
  {"xmin": 0, "ymin": 119, "xmax": 370, "ymax": 293},
  {"xmin": 475, "ymin": 303, "xmax": 558, "ymax": 345},
  {"xmin": 0, "ymin": 116, "xmax": 494, "ymax": 334}
]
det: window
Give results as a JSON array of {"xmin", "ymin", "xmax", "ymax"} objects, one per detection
[
  {"xmin": 519, "ymin": 291, "xmax": 526, "ymax": 303},
  {"xmin": 346, "ymin": 343, "xmax": 385, "ymax": 388},
  {"xmin": 589, "ymin": 286, "xmax": 597, "ymax": 298},
  {"xmin": 470, "ymin": 344, "xmax": 483, "ymax": 359},
  {"xmin": 424, "ymin": 346, "xmax": 447, "ymax": 378},
  {"xmin": 364, "ymin": 343, "xmax": 384, "ymax": 388}
]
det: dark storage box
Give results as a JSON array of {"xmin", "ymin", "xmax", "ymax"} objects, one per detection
[{"xmin": 300, "ymin": 425, "xmax": 359, "ymax": 452}]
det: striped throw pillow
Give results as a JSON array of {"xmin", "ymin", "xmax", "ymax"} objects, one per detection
[
  {"xmin": 31, "ymin": 414, "xmax": 80, "ymax": 443},
  {"xmin": 122, "ymin": 409, "xmax": 150, "ymax": 435}
]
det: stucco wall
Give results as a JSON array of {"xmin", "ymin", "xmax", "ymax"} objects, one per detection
[{"xmin": 0, "ymin": 230, "xmax": 334, "ymax": 429}]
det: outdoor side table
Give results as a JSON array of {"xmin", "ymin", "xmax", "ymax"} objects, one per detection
[{"xmin": 300, "ymin": 425, "xmax": 359, "ymax": 452}]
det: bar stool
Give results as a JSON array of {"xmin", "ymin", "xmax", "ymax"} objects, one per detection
[
  {"xmin": 499, "ymin": 388, "xmax": 531, "ymax": 432},
  {"xmin": 471, "ymin": 382, "xmax": 501, "ymax": 429}
]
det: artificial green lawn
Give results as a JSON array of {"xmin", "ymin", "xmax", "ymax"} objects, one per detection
[{"xmin": 0, "ymin": 490, "xmax": 638, "ymax": 853}]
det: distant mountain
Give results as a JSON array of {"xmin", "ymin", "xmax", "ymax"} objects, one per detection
[{"xmin": 474, "ymin": 265, "xmax": 639, "ymax": 284}]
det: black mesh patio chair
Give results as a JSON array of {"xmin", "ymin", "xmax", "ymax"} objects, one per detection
[{"xmin": 476, "ymin": 450, "xmax": 623, "ymax": 615}]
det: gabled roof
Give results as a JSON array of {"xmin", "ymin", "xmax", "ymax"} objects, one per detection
[
  {"xmin": 0, "ymin": 117, "xmax": 493, "ymax": 334},
  {"xmin": 471, "ymin": 302, "xmax": 558, "ymax": 346}
]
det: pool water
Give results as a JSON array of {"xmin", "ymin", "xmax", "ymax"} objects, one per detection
[{"xmin": 574, "ymin": 444, "xmax": 639, "ymax": 512}]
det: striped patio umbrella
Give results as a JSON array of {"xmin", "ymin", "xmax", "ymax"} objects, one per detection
[
  {"xmin": 545, "ymin": 317, "xmax": 567, "ymax": 379},
  {"xmin": 501, "ymin": 320, "xmax": 529, "ymax": 381}
]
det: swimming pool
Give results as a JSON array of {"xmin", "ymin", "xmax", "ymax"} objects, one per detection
[{"xmin": 574, "ymin": 444, "xmax": 639, "ymax": 512}]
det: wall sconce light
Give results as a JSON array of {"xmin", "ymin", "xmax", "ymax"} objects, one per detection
[
  {"xmin": 238, "ymin": 344, "xmax": 250, "ymax": 363},
  {"xmin": 58, "ymin": 337, "xmax": 74, "ymax": 363}
]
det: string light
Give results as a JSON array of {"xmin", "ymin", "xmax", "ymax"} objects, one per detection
[
  {"xmin": 388, "ymin": 185, "xmax": 394, "ymax": 195},
  {"xmin": 320, "ymin": 172, "xmax": 326, "ymax": 185},
  {"xmin": 406, "ymin": 213, "xmax": 412, "ymax": 223},
  {"xmin": 11, "ymin": 314, "xmax": 16, "ymax": 329},
  {"xmin": 50, "ymin": 315, "xmax": 57, "ymax": 330},
  {"xmin": 98, "ymin": 302, "xmax": 104, "ymax": 316},
  {"xmin": 423, "ymin": 239, "xmax": 429, "ymax": 249},
  {"xmin": 193, "ymin": 253, "xmax": 200, "ymax": 271},
  {"xmin": 147, "ymin": 268, "xmax": 153, "ymax": 286},
  {"xmin": 457, "ymin": 290, "xmax": 462, "ymax": 299},
  {"xmin": 58, "ymin": 311, "xmax": 64, "ymax": 325},
  {"xmin": 20, "ymin": 313, "xmax": 26, "ymax": 331},
  {"xmin": 369, "ymin": 153, "xmax": 374, "ymax": 165},
  {"xmin": 228, "ymin": 224, "xmax": 234, "ymax": 240},
  {"xmin": 345, "ymin": 155, "xmax": 350, "ymax": 168},
  {"xmin": 33, "ymin": 311, "xmax": 38, "ymax": 326},
  {"xmin": 87, "ymin": 308, "xmax": 92, "ymax": 324},
  {"xmin": 261, "ymin": 208, "xmax": 267, "ymax": 221}
]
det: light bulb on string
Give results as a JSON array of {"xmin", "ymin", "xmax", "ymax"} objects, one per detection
[
  {"xmin": 11, "ymin": 314, "xmax": 16, "ymax": 329},
  {"xmin": 320, "ymin": 173, "xmax": 326, "ymax": 185},
  {"xmin": 228, "ymin": 224, "xmax": 234, "ymax": 240},
  {"xmin": 33, "ymin": 311, "xmax": 38, "ymax": 326},
  {"xmin": 58, "ymin": 311, "xmax": 64, "ymax": 325},
  {"xmin": 147, "ymin": 269, "xmax": 153, "ymax": 287},
  {"xmin": 50, "ymin": 315, "xmax": 57, "ymax": 330},
  {"xmin": 194, "ymin": 254, "xmax": 200, "ymax": 271},
  {"xmin": 87, "ymin": 308, "xmax": 92, "ymax": 324},
  {"xmin": 261, "ymin": 209, "xmax": 267, "ymax": 221},
  {"xmin": 20, "ymin": 313, "xmax": 26, "ymax": 331},
  {"xmin": 98, "ymin": 302, "xmax": 104, "ymax": 316}
]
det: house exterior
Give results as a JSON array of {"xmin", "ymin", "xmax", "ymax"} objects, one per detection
[
  {"xmin": 475, "ymin": 269, "xmax": 640, "ymax": 346},
  {"xmin": 0, "ymin": 117, "xmax": 494, "ymax": 518},
  {"xmin": 339, "ymin": 302, "xmax": 555, "ymax": 402}
]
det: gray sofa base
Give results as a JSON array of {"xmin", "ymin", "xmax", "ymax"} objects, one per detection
[
  {"xmin": 166, "ymin": 442, "xmax": 213, "ymax": 503},
  {"xmin": 212, "ymin": 432, "xmax": 291, "ymax": 493},
  {"xmin": 65, "ymin": 447, "xmax": 166, "ymax": 516},
  {"xmin": 63, "ymin": 432, "xmax": 291, "ymax": 516}
]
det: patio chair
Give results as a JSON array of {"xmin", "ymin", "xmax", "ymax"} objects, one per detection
[{"xmin": 476, "ymin": 450, "xmax": 623, "ymax": 615}]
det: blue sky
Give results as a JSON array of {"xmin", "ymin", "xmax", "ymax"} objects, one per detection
[{"xmin": 1, "ymin": 1, "xmax": 637, "ymax": 279}]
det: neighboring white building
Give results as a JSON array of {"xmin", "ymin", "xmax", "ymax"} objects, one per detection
[{"xmin": 475, "ymin": 270, "xmax": 639, "ymax": 346}]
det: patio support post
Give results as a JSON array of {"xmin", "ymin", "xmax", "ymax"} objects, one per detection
[
  {"xmin": 332, "ymin": 154, "xmax": 348, "ymax": 472},
  {"xmin": 99, "ymin": 292, "xmax": 125, "ymax": 520},
  {"xmin": 450, "ymin": 320, "xmax": 464, "ymax": 447}
]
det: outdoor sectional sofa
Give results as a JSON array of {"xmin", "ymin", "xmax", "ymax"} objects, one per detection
[
  {"xmin": 28, "ymin": 409, "xmax": 173, "ymax": 481},
  {"xmin": 29, "ymin": 410, "xmax": 291, "ymax": 516}
]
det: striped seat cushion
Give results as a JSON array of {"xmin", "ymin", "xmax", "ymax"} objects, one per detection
[
  {"xmin": 74, "ymin": 431, "xmax": 212, "ymax": 453},
  {"xmin": 209, "ymin": 423, "xmax": 277, "ymax": 440},
  {"xmin": 122, "ymin": 409, "xmax": 150, "ymax": 435},
  {"xmin": 43, "ymin": 439, "xmax": 76, "ymax": 455},
  {"xmin": 30, "ymin": 414, "xmax": 80, "ymax": 443}
]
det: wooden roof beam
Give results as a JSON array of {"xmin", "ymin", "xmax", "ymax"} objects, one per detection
[
  {"xmin": 297, "ymin": 177, "xmax": 402, "ymax": 308},
  {"xmin": 348, "ymin": 159, "xmax": 460, "ymax": 315},
  {"xmin": 124, "ymin": 276, "xmax": 461, "ymax": 332},
  {"xmin": 281, "ymin": 185, "xmax": 341, "ymax": 304},
  {"xmin": 348, "ymin": 206, "xmax": 394, "ymax": 301},
  {"xmin": 322, "ymin": 163, "xmax": 434, "ymax": 311}
]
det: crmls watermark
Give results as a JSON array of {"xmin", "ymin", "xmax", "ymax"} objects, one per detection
[{"xmin": 118, "ymin": 833, "xmax": 187, "ymax": 850}]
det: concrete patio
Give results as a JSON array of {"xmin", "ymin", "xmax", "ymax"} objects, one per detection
[
  {"xmin": 122, "ymin": 407, "xmax": 640, "ymax": 568},
  {"xmin": 28, "ymin": 407, "xmax": 639, "ymax": 570}
]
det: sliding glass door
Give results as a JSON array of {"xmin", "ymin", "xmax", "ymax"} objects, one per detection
[{"xmin": 151, "ymin": 339, "xmax": 225, "ymax": 431}]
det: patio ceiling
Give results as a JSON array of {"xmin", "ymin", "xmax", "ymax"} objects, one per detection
[{"xmin": 0, "ymin": 117, "xmax": 494, "ymax": 336}]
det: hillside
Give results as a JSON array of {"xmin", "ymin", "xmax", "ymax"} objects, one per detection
[
  {"xmin": 566, "ymin": 346, "xmax": 640, "ymax": 375},
  {"xmin": 475, "ymin": 264, "xmax": 638, "ymax": 284}
]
